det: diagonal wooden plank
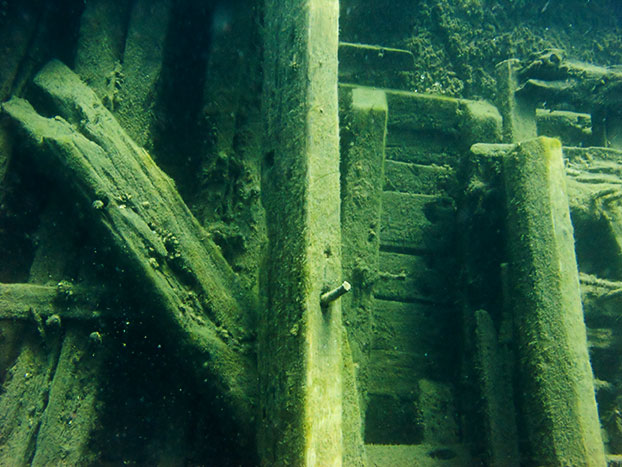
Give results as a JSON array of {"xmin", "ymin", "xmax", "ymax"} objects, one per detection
[{"xmin": 2, "ymin": 60, "xmax": 258, "ymax": 438}]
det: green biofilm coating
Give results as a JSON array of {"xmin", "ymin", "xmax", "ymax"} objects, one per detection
[{"xmin": 504, "ymin": 137, "xmax": 606, "ymax": 466}]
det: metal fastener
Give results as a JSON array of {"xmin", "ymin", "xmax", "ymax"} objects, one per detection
[{"xmin": 320, "ymin": 281, "xmax": 351, "ymax": 307}]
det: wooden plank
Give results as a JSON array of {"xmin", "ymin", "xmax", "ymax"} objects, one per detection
[
  {"xmin": 472, "ymin": 309, "xmax": 520, "ymax": 466},
  {"xmin": 504, "ymin": 137, "xmax": 606, "ymax": 464},
  {"xmin": 261, "ymin": 1, "xmax": 362, "ymax": 465},
  {"xmin": 380, "ymin": 192, "xmax": 454, "ymax": 252},
  {"xmin": 0, "ymin": 283, "xmax": 103, "ymax": 321},
  {"xmin": 385, "ymin": 127, "xmax": 459, "ymax": 152},
  {"xmin": 385, "ymin": 90, "xmax": 461, "ymax": 132},
  {"xmin": 115, "ymin": 0, "xmax": 173, "ymax": 148},
  {"xmin": 2, "ymin": 60, "xmax": 258, "ymax": 437},
  {"xmin": 384, "ymin": 145, "xmax": 459, "ymax": 166},
  {"xmin": 370, "ymin": 299, "xmax": 457, "ymax": 391},
  {"xmin": 0, "ymin": 329, "xmax": 59, "ymax": 465},
  {"xmin": 74, "ymin": 0, "xmax": 131, "ymax": 105},
  {"xmin": 0, "ymin": 2, "xmax": 40, "ymax": 101},
  {"xmin": 384, "ymin": 128, "xmax": 460, "ymax": 166},
  {"xmin": 372, "ymin": 299, "xmax": 453, "ymax": 354},
  {"xmin": 338, "ymin": 44, "xmax": 414, "ymax": 90},
  {"xmin": 30, "ymin": 327, "xmax": 105, "ymax": 466},
  {"xmin": 367, "ymin": 352, "xmax": 422, "ymax": 395},
  {"xmin": 376, "ymin": 251, "xmax": 449, "ymax": 303},
  {"xmin": 384, "ymin": 160, "xmax": 454, "ymax": 195}
]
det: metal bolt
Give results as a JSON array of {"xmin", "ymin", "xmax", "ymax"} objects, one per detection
[{"xmin": 320, "ymin": 281, "xmax": 351, "ymax": 307}]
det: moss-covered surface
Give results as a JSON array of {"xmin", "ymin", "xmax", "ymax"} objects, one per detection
[
  {"xmin": 341, "ymin": 0, "xmax": 622, "ymax": 101},
  {"xmin": 339, "ymin": 85, "xmax": 387, "ymax": 420},
  {"xmin": 0, "ymin": 0, "xmax": 621, "ymax": 464},
  {"xmin": 260, "ymin": 1, "xmax": 366, "ymax": 464},
  {"xmin": 504, "ymin": 137, "xmax": 605, "ymax": 465}
]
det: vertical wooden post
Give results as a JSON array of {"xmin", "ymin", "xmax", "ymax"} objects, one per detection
[
  {"xmin": 340, "ymin": 86, "xmax": 387, "ymax": 417},
  {"xmin": 504, "ymin": 137, "xmax": 606, "ymax": 466},
  {"xmin": 495, "ymin": 59, "xmax": 537, "ymax": 143},
  {"xmin": 261, "ymin": 0, "xmax": 344, "ymax": 465}
]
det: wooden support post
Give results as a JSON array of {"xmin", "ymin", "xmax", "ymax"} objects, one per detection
[
  {"xmin": 74, "ymin": 0, "xmax": 131, "ymax": 105},
  {"xmin": 339, "ymin": 85, "xmax": 387, "ymax": 418},
  {"xmin": 261, "ymin": 0, "xmax": 353, "ymax": 464},
  {"xmin": 495, "ymin": 59, "xmax": 537, "ymax": 143},
  {"xmin": 2, "ymin": 60, "xmax": 258, "ymax": 443},
  {"xmin": 115, "ymin": 0, "xmax": 173, "ymax": 149},
  {"xmin": 504, "ymin": 137, "xmax": 606, "ymax": 466},
  {"xmin": 473, "ymin": 309, "xmax": 520, "ymax": 467}
]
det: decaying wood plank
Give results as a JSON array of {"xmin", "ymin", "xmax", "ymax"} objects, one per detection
[
  {"xmin": 0, "ymin": 321, "xmax": 105, "ymax": 466},
  {"xmin": 0, "ymin": 282, "xmax": 103, "ymax": 321},
  {"xmin": 2, "ymin": 60, "xmax": 258, "ymax": 434},
  {"xmin": 516, "ymin": 48, "xmax": 622, "ymax": 110},
  {"xmin": 29, "ymin": 326, "xmax": 105, "ymax": 466},
  {"xmin": 0, "ymin": 328, "xmax": 60, "ymax": 465},
  {"xmin": 115, "ymin": 0, "xmax": 173, "ymax": 148},
  {"xmin": 74, "ymin": 0, "xmax": 131, "ymax": 106}
]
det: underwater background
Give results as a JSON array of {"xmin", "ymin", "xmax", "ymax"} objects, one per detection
[{"xmin": 0, "ymin": 0, "xmax": 622, "ymax": 465}]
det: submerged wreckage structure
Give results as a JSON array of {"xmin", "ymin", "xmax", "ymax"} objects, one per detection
[{"xmin": 2, "ymin": 0, "xmax": 622, "ymax": 465}]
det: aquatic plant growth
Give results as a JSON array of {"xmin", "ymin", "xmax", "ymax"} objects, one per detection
[{"xmin": 1, "ymin": 0, "xmax": 622, "ymax": 465}]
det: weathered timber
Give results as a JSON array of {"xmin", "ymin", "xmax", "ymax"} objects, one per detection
[
  {"xmin": 202, "ymin": 2, "xmax": 255, "ymax": 156},
  {"xmin": 0, "ymin": 322, "xmax": 105, "ymax": 466},
  {"xmin": 0, "ymin": 2, "xmax": 40, "ymax": 101},
  {"xmin": 29, "ymin": 326, "xmax": 105, "ymax": 466},
  {"xmin": 0, "ymin": 283, "xmax": 103, "ymax": 321},
  {"xmin": 380, "ymin": 192, "xmax": 454, "ymax": 252},
  {"xmin": 473, "ymin": 309, "xmax": 520, "ymax": 467},
  {"xmin": 501, "ymin": 49, "xmax": 622, "ymax": 148},
  {"xmin": 74, "ymin": 0, "xmax": 131, "ymax": 106},
  {"xmin": 338, "ymin": 42, "xmax": 415, "ymax": 90},
  {"xmin": 376, "ymin": 251, "xmax": 447, "ymax": 303},
  {"xmin": 536, "ymin": 109, "xmax": 592, "ymax": 147},
  {"xmin": 261, "ymin": 0, "xmax": 364, "ymax": 464},
  {"xmin": 1, "ymin": 189, "xmax": 108, "ymax": 466},
  {"xmin": 115, "ymin": 0, "xmax": 173, "ymax": 149},
  {"xmin": 496, "ymin": 59, "xmax": 537, "ymax": 143},
  {"xmin": 384, "ymin": 160, "xmax": 454, "ymax": 195},
  {"xmin": 339, "ymin": 85, "xmax": 387, "ymax": 421},
  {"xmin": 0, "ymin": 327, "xmax": 61, "ymax": 464},
  {"xmin": 504, "ymin": 137, "xmax": 606, "ymax": 466},
  {"xmin": 516, "ymin": 49, "xmax": 622, "ymax": 110},
  {"xmin": 2, "ymin": 60, "xmax": 258, "ymax": 438}
]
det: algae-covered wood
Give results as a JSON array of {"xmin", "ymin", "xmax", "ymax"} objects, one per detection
[
  {"xmin": 2, "ymin": 60, "xmax": 258, "ymax": 435},
  {"xmin": 504, "ymin": 137, "xmax": 606, "ymax": 466},
  {"xmin": 261, "ymin": 0, "xmax": 365, "ymax": 465}
]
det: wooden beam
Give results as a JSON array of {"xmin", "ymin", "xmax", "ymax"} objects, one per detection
[
  {"xmin": 0, "ymin": 283, "xmax": 103, "ymax": 321},
  {"xmin": 261, "ymin": 0, "xmax": 365, "ymax": 465},
  {"xmin": 504, "ymin": 137, "xmax": 606, "ymax": 466},
  {"xmin": 2, "ymin": 60, "xmax": 258, "ymax": 442}
]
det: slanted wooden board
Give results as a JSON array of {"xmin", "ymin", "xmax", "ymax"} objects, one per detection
[{"xmin": 2, "ymin": 60, "xmax": 258, "ymax": 437}]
